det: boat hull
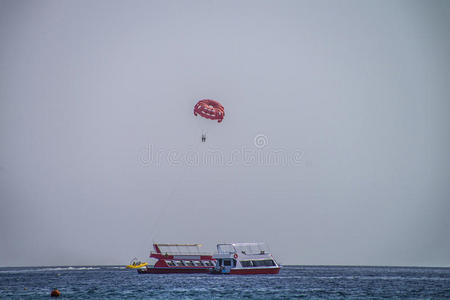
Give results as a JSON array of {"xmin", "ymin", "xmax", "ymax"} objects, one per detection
[
  {"xmin": 138, "ymin": 267, "xmax": 213, "ymax": 274},
  {"xmin": 229, "ymin": 267, "xmax": 280, "ymax": 275},
  {"xmin": 211, "ymin": 267, "xmax": 280, "ymax": 275}
]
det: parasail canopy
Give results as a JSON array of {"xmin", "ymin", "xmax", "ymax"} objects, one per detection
[{"xmin": 194, "ymin": 99, "xmax": 225, "ymax": 123}]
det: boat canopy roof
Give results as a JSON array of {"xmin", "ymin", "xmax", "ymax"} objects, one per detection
[
  {"xmin": 216, "ymin": 242, "xmax": 269, "ymax": 255},
  {"xmin": 153, "ymin": 243, "xmax": 206, "ymax": 255}
]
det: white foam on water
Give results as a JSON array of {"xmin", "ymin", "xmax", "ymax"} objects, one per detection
[{"xmin": 0, "ymin": 266, "xmax": 101, "ymax": 273}]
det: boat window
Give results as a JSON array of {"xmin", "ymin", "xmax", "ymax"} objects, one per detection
[
  {"xmin": 194, "ymin": 261, "xmax": 204, "ymax": 266},
  {"xmin": 252, "ymin": 259, "xmax": 276, "ymax": 267},
  {"xmin": 240, "ymin": 260, "xmax": 252, "ymax": 267},
  {"xmin": 204, "ymin": 261, "xmax": 213, "ymax": 266},
  {"xmin": 267, "ymin": 260, "xmax": 276, "ymax": 266},
  {"xmin": 186, "ymin": 261, "xmax": 194, "ymax": 266},
  {"xmin": 262, "ymin": 260, "xmax": 275, "ymax": 266},
  {"xmin": 175, "ymin": 261, "xmax": 185, "ymax": 266},
  {"xmin": 252, "ymin": 260, "xmax": 265, "ymax": 267},
  {"xmin": 167, "ymin": 261, "xmax": 175, "ymax": 266},
  {"xmin": 223, "ymin": 260, "xmax": 231, "ymax": 266}
]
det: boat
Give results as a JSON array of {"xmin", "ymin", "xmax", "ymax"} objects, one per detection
[
  {"xmin": 211, "ymin": 242, "xmax": 281, "ymax": 275},
  {"xmin": 137, "ymin": 243, "xmax": 216, "ymax": 274},
  {"xmin": 126, "ymin": 257, "xmax": 148, "ymax": 269}
]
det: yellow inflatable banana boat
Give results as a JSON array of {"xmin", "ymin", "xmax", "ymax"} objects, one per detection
[{"xmin": 126, "ymin": 258, "xmax": 148, "ymax": 269}]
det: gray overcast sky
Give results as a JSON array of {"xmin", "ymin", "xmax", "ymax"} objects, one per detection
[{"xmin": 1, "ymin": 0, "xmax": 449, "ymax": 267}]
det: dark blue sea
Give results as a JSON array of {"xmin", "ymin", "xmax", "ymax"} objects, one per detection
[{"xmin": 1, "ymin": 265, "xmax": 449, "ymax": 299}]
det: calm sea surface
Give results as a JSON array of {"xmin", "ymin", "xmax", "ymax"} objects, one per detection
[{"xmin": 1, "ymin": 265, "xmax": 449, "ymax": 299}]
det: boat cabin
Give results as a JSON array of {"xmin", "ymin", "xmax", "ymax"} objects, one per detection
[{"xmin": 212, "ymin": 242, "xmax": 280, "ymax": 275}]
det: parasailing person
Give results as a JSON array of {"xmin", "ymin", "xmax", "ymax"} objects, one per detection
[{"xmin": 193, "ymin": 99, "xmax": 225, "ymax": 142}]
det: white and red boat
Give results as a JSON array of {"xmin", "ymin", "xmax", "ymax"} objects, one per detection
[
  {"xmin": 137, "ymin": 243, "xmax": 216, "ymax": 274},
  {"xmin": 211, "ymin": 242, "xmax": 280, "ymax": 275}
]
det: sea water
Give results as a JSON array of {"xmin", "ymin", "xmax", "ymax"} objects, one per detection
[{"xmin": 1, "ymin": 265, "xmax": 449, "ymax": 299}]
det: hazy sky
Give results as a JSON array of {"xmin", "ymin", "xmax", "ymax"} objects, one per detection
[{"xmin": 1, "ymin": 0, "xmax": 449, "ymax": 267}]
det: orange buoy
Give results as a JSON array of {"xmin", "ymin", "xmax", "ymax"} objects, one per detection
[{"xmin": 50, "ymin": 288, "xmax": 61, "ymax": 297}]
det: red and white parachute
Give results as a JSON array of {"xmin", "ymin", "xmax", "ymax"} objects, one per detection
[{"xmin": 194, "ymin": 99, "xmax": 225, "ymax": 123}]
